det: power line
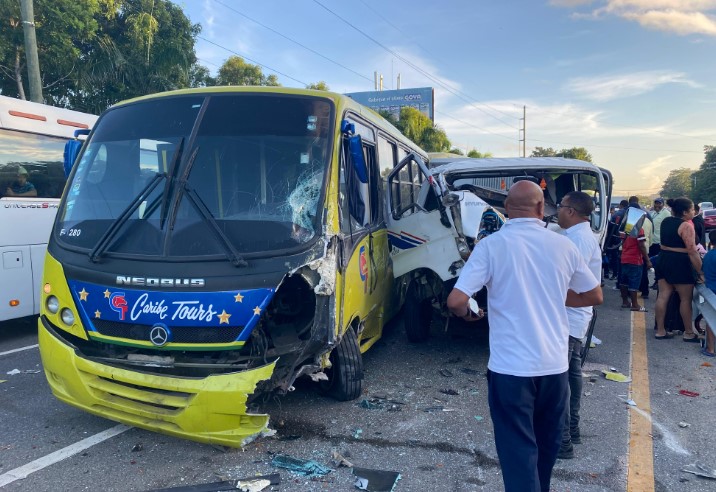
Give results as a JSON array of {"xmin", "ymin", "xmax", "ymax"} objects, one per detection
[
  {"xmin": 311, "ymin": 0, "xmax": 520, "ymax": 131},
  {"xmin": 197, "ymin": 35, "xmax": 308, "ymax": 86},
  {"xmin": 211, "ymin": 0, "xmax": 374, "ymax": 84}
]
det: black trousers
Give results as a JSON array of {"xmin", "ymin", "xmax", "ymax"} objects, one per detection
[{"xmin": 488, "ymin": 370, "xmax": 569, "ymax": 492}]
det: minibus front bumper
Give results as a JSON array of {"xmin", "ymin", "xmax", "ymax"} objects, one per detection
[{"xmin": 38, "ymin": 316, "xmax": 276, "ymax": 448}]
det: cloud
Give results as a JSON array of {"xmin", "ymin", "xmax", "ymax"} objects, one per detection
[
  {"xmin": 554, "ymin": 0, "xmax": 716, "ymax": 36},
  {"xmin": 565, "ymin": 70, "xmax": 700, "ymax": 101}
]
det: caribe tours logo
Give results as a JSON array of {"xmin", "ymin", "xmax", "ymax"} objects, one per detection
[{"xmin": 110, "ymin": 292, "xmax": 128, "ymax": 320}]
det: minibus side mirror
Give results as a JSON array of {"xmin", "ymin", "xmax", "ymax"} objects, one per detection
[
  {"xmin": 347, "ymin": 135, "xmax": 368, "ymax": 183},
  {"xmin": 63, "ymin": 129, "xmax": 91, "ymax": 177}
]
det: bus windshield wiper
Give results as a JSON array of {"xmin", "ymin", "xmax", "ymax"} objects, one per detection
[
  {"xmin": 160, "ymin": 137, "xmax": 184, "ymax": 229},
  {"xmin": 183, "ymin": 186, "xmax": 248, "ymax": 267},
  {"xmin": 89, "ymin": 173, "xmax": 165, "ymax": 262}
]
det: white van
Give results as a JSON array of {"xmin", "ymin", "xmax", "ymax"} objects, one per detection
[{"xmin": 385, "ymin": 156, "xmax": 612, "ymax": 341}]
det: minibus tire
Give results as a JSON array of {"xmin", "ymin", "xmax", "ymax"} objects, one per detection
[
  {"xmin": 320, "ymin": 325, "xmax": 363, "ymax": 401},
  {"xmin": 404, "ymin": 284, "xmax": 432, "ymax": 343}
]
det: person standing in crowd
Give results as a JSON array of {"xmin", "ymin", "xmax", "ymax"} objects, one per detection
[
  {"xmin": 606, "ymin": 200, "xmax": 629, "ymax": 282},
  {"xmin": 701, "ymin": 230, "xmax": 716, "ymax": 357},
  {"xmin": 654, "ymin": 197, "xmax": 703, "ymax": 340},
  {"xmin": 555, "ymin": 191, "xmax": 602, "ymax": 460},
  {"xmin": 650, "ymin": 198, "xmax": 670, "ymax": 289},
  {"xmin": 693, "ymin": 203, "xmax": 706, "ymax": 247},
  {"xmin": 447, "ymin": 181, "xmax": 602, "ymax": 492},
  {"xmin": 619, "ymin": 217, "xmax": 651, "ymax": 312}
]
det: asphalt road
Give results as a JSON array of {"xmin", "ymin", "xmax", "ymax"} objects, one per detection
[{"xmin": 1, "ymin": 285, "xmax": 716, "ymax": 492}]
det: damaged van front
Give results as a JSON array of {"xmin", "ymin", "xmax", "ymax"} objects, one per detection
[
  {"xmin": 386, "ymin": 156, "xmax": 612, "ymax": 341},
  {"xmin": 39, "ymin": 87, "xmax": 427, "ymax": 446}
]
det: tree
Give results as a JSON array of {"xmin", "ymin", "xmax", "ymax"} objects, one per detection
[
  {"xmin": 468, "ymin": 149, "xmax": 493, "ymax": 158},
  {"xmin": 556, "ymin": 147, "xmax": 592, "ymax": 162},
  {"xmin": 392, "ymin": 107, "xmax": 451, "ymax": 152},
  {"xmin": 306, "ymin": 81, "xmax": 329, "ymax": 91},
  {"xmin": 449, "ymin": 148, "xmax": 464, "ymax": 156},
  {"xmin": 217, "ymin": 56, "xmax": 280, "ymax": 86},
  {"xmin": 659, "ymin": 168, "xmax": 693, "ymax": 198},
  {"xmin": 692, "ymin": 145, "xmax": 716, "ymax": 203},
  {"xmin": 531, "ymin": 147, "xmax": 557, "ymax": 157},
  {"xmin": 530, "ymin": 146, "xmax": 592, "ymax": 162},
  {"xmin": 0, "ymin": 0, "xmax": 207, "ymax": 114}
]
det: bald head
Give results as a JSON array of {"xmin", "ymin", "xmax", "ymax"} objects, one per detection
[{"xmin": 505, "ymin": 180, "xmax": 544, "ymax": 219}]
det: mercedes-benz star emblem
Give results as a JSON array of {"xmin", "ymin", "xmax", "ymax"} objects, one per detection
[{"xmin": 149, "ymin": 324, "xmax": 170, "ymax": 347}]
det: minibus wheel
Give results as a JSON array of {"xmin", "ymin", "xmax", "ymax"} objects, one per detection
[
  {"xmin": 320, "ymin": 325, "xmax": 363, "ymax": 401},
  {"xmin": 404, "ymin": 284, "xmax": 433, "ymax": 343}
]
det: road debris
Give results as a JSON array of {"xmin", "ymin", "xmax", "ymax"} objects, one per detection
[
  {"xmin": 618, "ymin": 396, "xmax": 637, "ymax": 406},
  {"xmin": 131, "ymin": 443, "xmax": 143, "ymax": 452},
  {"xmin": 474, "ymin": 415, "xmax": 484, "ymax": 421},
  {"xmin": 682, "ymin": 463, "xmax": 716, "ymax": 479},
  {"xmin": 602, "ymin": 369, "xmax": 631, "ymax": 383},
  {"xmin": 439, "ymin": 388, "xmax": 459, "ymax": 396},
  {"xmin": 353, "ymin": 428, "xmax": 363, "ymax": 439},
  {"xmin": 460, "ymin": 367, "xmax": 480, "ymax": 375},
  {"xmin": 678, "ymin": 390, "xmax": 700, "ymax": 397},
  {"xmin": 678, "ymin": 422, "xmax": 691, "ymax": 428},
  {"xmin": 147, "ymin": 475, "xmax": 280, "ymax": 492},
  {"xmin": 353, "ymin": 467, "xmax": 401, "ymax": 491},
  {"xmin": 331, "ymin": 450, "xmax": 353, "ymax": 468},
  {"xmin": 6, "ymin": 369, "xmax": 20, "ymax": 375},
  {"xmin": 271, "ymin": 454, "xmax": 332, "ymax": 477},
  {"xmin": 439, "ymin": 368, "xmax": 454, "ymax": 378}
]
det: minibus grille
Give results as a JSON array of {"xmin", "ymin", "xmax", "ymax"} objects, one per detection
[{"xmin": 92, "ymin": 320, "xmax": 242, "ymax": 344}]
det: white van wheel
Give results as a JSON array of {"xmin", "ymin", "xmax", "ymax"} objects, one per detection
[{"xmin": 319, "ymin": 325, "xmax": 363, "ymax": 401}]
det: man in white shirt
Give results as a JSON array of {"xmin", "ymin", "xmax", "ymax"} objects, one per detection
[
  {"xmin": 447, "ymin": 181, "xmax": 602, "ymax": 492},
  {"xmin": 555, "ymin": 191, "xmax": 603, "ymax": 460}
]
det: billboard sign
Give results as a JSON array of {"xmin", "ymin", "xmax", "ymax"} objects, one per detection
[{"xmin": 345, "ymin": 87, "xmax": 434, "ymax": 122}]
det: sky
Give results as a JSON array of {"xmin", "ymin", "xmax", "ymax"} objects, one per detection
[{"xmin": 181, "ymin": 0, "xmax": 716, "ymax": 196}]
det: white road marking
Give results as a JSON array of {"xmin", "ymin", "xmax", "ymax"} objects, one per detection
[
  {"xmin": 629, "ymin": 405, "xmax": 690, "ymax": 456},
  {"xmin": 0, "ymin": 424, "xmax": 130, "ymax": 488},
  {"xmin": 0, "ymin": 344, "xmax": 39, "ymax": 357}
]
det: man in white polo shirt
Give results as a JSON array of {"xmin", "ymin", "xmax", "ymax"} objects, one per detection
[
  {"xmin": 555, "ymin": 191, "xmax": 603, "ymax": 460},
  {"xmin": 447, "ymin": 180, "xmax": 602, "ymax": 492}
]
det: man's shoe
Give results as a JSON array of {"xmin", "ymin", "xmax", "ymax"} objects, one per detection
[{"xmin": 557, "ymin": 442, "xmax": 574, "ymax": 459}]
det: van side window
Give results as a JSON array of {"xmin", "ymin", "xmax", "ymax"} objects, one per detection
[
  {"xmin": 0, "ymin": 129, "xmax": 66, "ymax": 199},
  {"xmin": 391, "ymin": 157, "xmax": 423, "ymax": 219}
]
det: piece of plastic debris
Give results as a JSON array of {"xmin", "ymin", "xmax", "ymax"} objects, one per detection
[
  {"xmin": 602, "ymin": 370, "xmax": 631, "ymax": 383},
  {"xmin": 148, "ymin": 474, "xmax": 281, "ymax": 492},
  {"xmin": 308, "ymin": 372, "xmax": 328, "ymax": 382},
  {"xmin": 131, "ymin": 443, "xmax": 143, "ymax": 452},
  {"xmin": 678, "ymin": 422, "xmax": 691, "ymax": 428},
  {"xmin": 236, "ymin": 478, "xmax": 271, "ymax": 492},
  {"xmin": 618, "ymin": 396, "xmax": 637, "ymax": 406},
  {"xmin": 6, "ymin": 369, "xmax": 20, "ymax": 375},
  {"xmin": 610, "ymin": 367, "xmax": 617, "ymax": 372},
  {"xmin": 353, "ymin": 428, "xmax": 363, "ymax": 439},
  {"xmin": 702, "ymin": 362, "xmax": 713, "ymax": 367},
  {"xmin": 439, "ymin": 388, "xmax": 459, "ymax": 396},
  {"xmin": 359, "ymin": 399, "xmax": 382, "ymax": 410},
  {"xmin": 679, "ymin": 390, "xmax": 700, "ymax": 397},
  {"xmin": 474, "ymin": 416, "xmax": 484, "ymax": 421},
  {"xmin": 353, "ymin": 467, "xmax": 401, "ymax": 491},
  {"xmin": 0, "ymin": 380, "xmax": 6, "ymax": 384},
  {"xmin": 439, "ymin": 368, "xmax": 454, "ymax": 378},
  {"xmin": 331, "ymin": 450, "xmax": 353, "ymax": 468},
  {"xmin": 271, "ymin": 454, "xmax": 332, "ymax": 477},
  {"xmin": 584, "ymin": 391, "xmax": 592, "ymax": 397},
  {"xmin": 682, "ymin": 463, "xmax": 716, "ymax": 479}
]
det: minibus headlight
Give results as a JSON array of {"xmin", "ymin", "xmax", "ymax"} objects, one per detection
[
  {"xmin": 60, "ymin": 308, "xmax": 75, "ymax": 326},
  {"xmin": 46, "ymin": 296, "xmax": 60, "ymax": 314}
]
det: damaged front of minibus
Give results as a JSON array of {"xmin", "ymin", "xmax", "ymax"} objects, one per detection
[{"xmin": 38, "ymin": 87, "xmax": 380, "ymax": 447}]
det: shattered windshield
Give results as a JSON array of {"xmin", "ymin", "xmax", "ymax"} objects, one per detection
[{"xmin": 56, "ymin": 93, "xmax": 333, "ymax": 258}]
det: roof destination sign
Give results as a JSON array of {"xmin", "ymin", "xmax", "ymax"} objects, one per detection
[{"xmin": 345, "ymin": 87, "xmax": 434, "ymax": 122}]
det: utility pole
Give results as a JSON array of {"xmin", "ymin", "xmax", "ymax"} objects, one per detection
[
  {"xmin": 518, "ymin": 105, "xmax": 526, "ymax": 157},
  {"xmin": 20, "ymin": 0, "xmax": 43, "ymax": 102}
]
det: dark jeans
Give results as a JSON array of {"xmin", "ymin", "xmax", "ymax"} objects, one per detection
[
  {"xmin": 488, "ymin": 370, "xmax": 568, "ymax": 492},
  {"xmin": 562, "ymin": 337, "xmax": 583, "ymax": 443},
  {"xmin": 639, "ymin": 261, "xmax": 650, "ymax": 295},
  {"xmin": 607, "ymin": 249, "xmax": 620, "ymax": 279}
]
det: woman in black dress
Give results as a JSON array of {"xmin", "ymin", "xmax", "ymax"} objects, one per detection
[{"xmin": 654, "ymin": 197, "xmax": 704, "ymax": 340}]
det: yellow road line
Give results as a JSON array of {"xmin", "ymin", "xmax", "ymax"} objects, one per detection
[{"xmin": 627, "ymin": 311, "xmax": 655, "ymax": 492}]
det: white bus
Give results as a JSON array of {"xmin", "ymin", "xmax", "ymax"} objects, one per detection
[{"xmin": 0, "ymin": 96, "xmax": 97, "ymax": 322}]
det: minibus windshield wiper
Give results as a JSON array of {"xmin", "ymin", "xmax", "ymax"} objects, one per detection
[
  {"xmin": 160, "ymin": 137, "xmax": 184, "ymax": 229},
  {"xmin": 89, "ymin": 173, "xmax": 165, "ymax": 262},
  {"xmin": 183, "ymin": 186, "xmax": 248, "ymax": 267}
]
